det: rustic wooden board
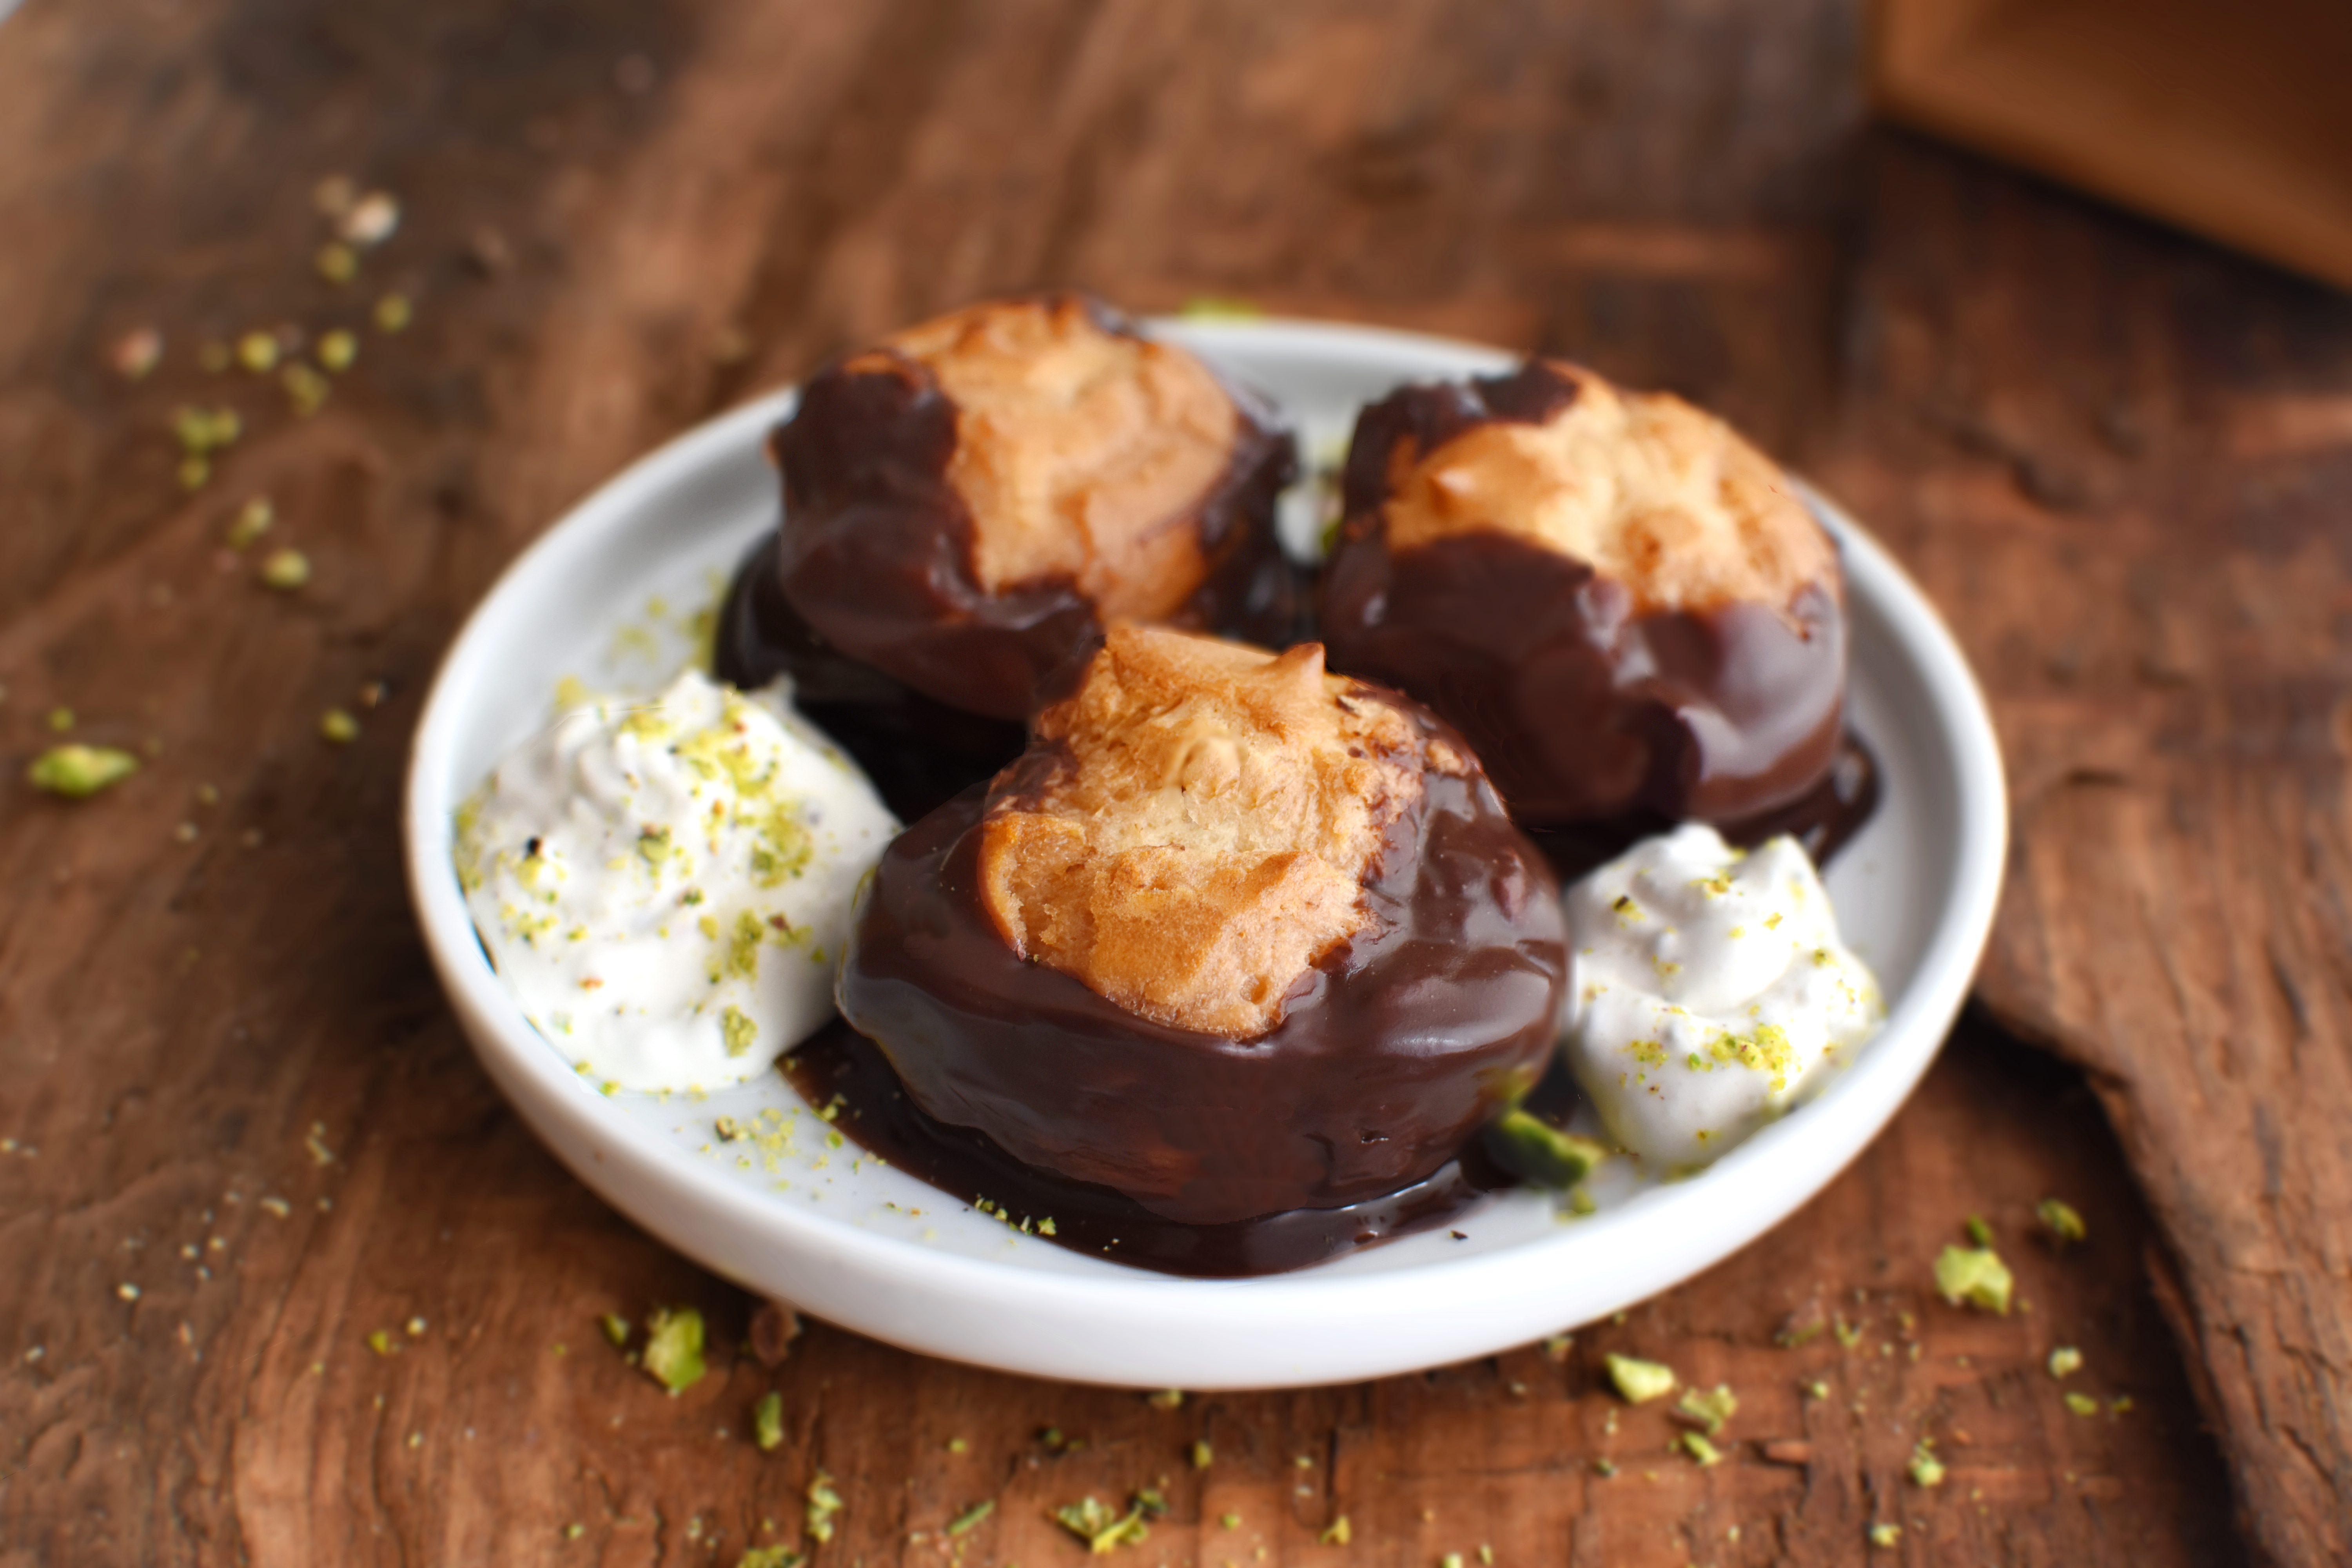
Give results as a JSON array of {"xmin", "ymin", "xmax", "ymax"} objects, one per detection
[
  {"xmin": 0, "ymin": 0, "xmax": 2337, "ymax": 1560},
  {"xmin": 1808, "ymin": 136, "xmax": 2352, "ymax": 1565}
]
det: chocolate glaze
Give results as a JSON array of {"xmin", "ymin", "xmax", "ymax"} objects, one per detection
[
  {"xmin": 759, "ymin": 293, "xmax": 1302, "ymax": 722},
  {"xmin": 1338, "ymin": 360, "xmax": 1584, "ymax": 479},
  {"xmin": 1524, "ymin": 729, "xmax": 1881, "ymax": 884},
  {"xmin": 837, "ymin": 711, "xmax": 1568, "ymax": 1228},
  {"xmin": 1321, "ymin": 365, "xmax": 1849, "ymax": 826},
  {"xmin": 713, "ymin": 532, "xmax": 1027, "ymax": 822},
  {"xmin": 783, "ymin": 1020, "xmax": 1520, "ymax": 1278}
]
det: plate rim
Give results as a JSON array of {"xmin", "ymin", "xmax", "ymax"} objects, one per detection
[{"xmin": 403, "ymin": 316, "xmax": 2008, "ymax": 1388}]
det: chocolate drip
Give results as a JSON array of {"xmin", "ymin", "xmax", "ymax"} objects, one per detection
[{"xmin": 837, "ymin": 733, "xmax": 1567, "ymax": 1227}]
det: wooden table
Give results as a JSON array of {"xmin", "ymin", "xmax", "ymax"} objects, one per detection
[{"xmin": 3, "ymin": 0, "xmax": 2344, "ymax": 1561}]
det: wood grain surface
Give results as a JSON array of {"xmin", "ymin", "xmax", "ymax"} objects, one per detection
[{"xmin": 0, "ymin": 0, "xmax": 2341, "ymax": 1561}]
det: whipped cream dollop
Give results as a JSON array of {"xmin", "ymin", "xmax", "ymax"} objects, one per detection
[
  {"xmin": 1562, "ymin": 824, "xmax": 1882, "ymax": 1170},
  {"xmin": 455, "ymin": 670, "xmax": 898, "ymax": 1092}
]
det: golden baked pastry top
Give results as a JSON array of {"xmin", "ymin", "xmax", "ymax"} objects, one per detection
[
  {"xmin": 977, "ymin": 626, "xmax": 1457, "ymax": 1039},
  {"xmin": 1376, "ymin": 359, "xmax": 1834, "ymax": 615},
  {"xmin": 853, "ymin": 296, "xmax": 1238, "ymax": 620}
]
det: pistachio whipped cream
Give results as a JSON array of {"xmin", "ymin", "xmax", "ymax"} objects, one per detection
[
  {"xmin": 1562, "ymin": 824, "xmax": 1882, "ymax": 1170},
  {"xmin": 455, "ymin": 670, "xmax": 898, "ymax": 1092}
]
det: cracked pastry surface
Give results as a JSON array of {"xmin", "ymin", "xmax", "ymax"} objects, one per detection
[
  {"xmin": 1373, "ymin": 358, "xmax": 1833, "ymax": 618},
  {"xmin": 876, "ymin": 296, "xmax": 1240, "ymax": 619},
  {"xmin": 978, "ymin": 625, "xmax": 1452, "ymax": 1039}
]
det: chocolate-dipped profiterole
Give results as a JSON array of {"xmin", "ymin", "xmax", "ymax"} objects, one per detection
[
  {"xmin": 725, "ymin": 293, "xmax": 1299, "ymax": 730},
  {"xmin": 1321, "ymin": 359, "xmax": 1846, "ymax": 826},
  {"xmin": 837, "ymin": 625, "xmax": 1567, "ymax": 1228}
]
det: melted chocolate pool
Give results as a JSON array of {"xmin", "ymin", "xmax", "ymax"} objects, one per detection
[{"xmin": 783, "ymin": 1021, "xmax": 1528, "ymax": 1278}]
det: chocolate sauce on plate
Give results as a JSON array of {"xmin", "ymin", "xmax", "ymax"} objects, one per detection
[{"xmin": 783, "ymin": 1020, "xmax": 1522, "ymax": 1279}]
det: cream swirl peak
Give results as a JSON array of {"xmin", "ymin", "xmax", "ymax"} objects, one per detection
[
  {"xmin": 1563, "ymin": 823, "xmax": 1882, "ymax": 1169},
  {"xmin": 455, "ymin": 671, "xmax": 898, "ymax": 1092}
]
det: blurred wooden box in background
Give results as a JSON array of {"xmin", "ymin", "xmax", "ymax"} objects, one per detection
[{"xmin": 1870, "ymin": 0, "xmax": 2352, "ymax": 292}]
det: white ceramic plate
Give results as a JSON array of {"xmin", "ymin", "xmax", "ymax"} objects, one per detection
[{"xmin": 405, "ymin": 319, "xmax": 2006, "ymax": 1390}]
